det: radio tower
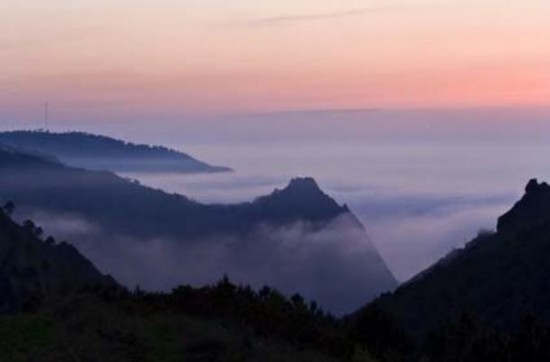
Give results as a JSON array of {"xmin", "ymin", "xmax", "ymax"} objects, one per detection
[{"xmin": 44, "ymin": 101, "xmax": 49, "ymax": 131}]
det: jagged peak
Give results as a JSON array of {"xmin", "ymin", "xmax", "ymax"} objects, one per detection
[
  {"xmin": 253, "ymin": 177, "xmax": 349, "ymax": 223},
  {"xmin": 285, "ymin": 177, "xmax": 322, "ymax": 192},
  {"xmin": 283, "ymin": 177, "xmax": 351, "ymax": 212},
  {"xmin": 525, "ymin": 178, "xmax": 550, "ymax": 194},
  {"xmin": 265, "ymin": 177, "xmax": 336, "ymax": 204},
  {"xmin": 264, "ymin": 177, "xmax": 325, "ymax": 199},
  {"xmin": 497, "ymin": 178, "xmax": 550, "ymax": 234}
]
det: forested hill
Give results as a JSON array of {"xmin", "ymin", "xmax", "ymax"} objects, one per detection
[
  {"xmin": 0, "ymin": 130, "xmax": 231, "ymax": 173},
  {"xmin": 368, "ymin": 179, "xmax": 550, "ymax": 338},
  {"xmin": 0, "ymin": 204, "xmax": 117, "ymax": 313}
]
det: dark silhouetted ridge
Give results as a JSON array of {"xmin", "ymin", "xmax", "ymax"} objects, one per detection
[
  {"xmin": 287, "ymin": 177, "xmax": 322, "ymax": 192},
  {"xmin": 0, "ymin": 130, "xmax": 231, "ymax": 174},
  {"xmin": 367, "ymin": 178, "xmax": 550, "ymax": 338},
  {"xmin": 253, "ymin": 177, "xmax": 348, "ymax": 224},
  {"xmin": 497, "ymin": 178, "xmax": 550, "ymax": 235},
  {"xmin": 0, "ymin": 144, "xmax": 63, "ymax": 170},
  {"xmin": 0, "ymin": 148, "xmax": 349, "ymax": 239},
  {"xmin": 0, "ymin": 207, "xmax": 117, "ymax": 313}
]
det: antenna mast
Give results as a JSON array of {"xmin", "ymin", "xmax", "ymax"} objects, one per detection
[{"xmin": 44, "ymin": 101, "xmax": 49, "ymax": 131}]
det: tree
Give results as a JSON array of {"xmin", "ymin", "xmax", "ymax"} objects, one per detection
[
  {"xmin": 291, "ymin": 293, "xmax": 306, "ymax": 310},
  {"xmin": 3, "ymin": 201, "xmax": 14, "ymax": 215},
  {"xmin": 45, "ymin": 236, "xmax": 56, "ymax": 245},
  {"xmin": 348, "ymin": 304, "xmax": 414, "ymax": 361},
  {"xmin": 34, "ymin": 227, "xmax": 44, "ymax": 239},
  {"xmin": 23, "ymin": 219, "xmax": 36, "ymax": 233}
]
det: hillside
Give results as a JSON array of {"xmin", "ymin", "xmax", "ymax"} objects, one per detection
[
  {"xmin": 0, "ymin": 130, "xmax": 231, "ymax": 173},
  {"xmin": 0, "ymin": 205, "xmax": 117, "ymax": 313},
  {"xmin": 368, "ymin": 179, "xmax": 550, "ymax": 338},
  {"xmin": 0, "ymin": 147, "xmax": 396, "ymax": 314}
]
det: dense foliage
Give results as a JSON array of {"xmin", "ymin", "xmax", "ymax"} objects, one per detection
[{"xmin": 0, "ymin": 290, "xmax": 341, "ymax": 362}]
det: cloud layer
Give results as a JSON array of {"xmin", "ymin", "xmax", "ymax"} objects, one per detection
[{"xmin": 26, "ymin": 211, "xmax": 395, "ymax": 315}]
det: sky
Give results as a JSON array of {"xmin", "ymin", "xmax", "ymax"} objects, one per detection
[
  {"xmin": 3, "ymin": 1, "xmax": 550, "ymax": 284},
  {"xmin": 2, "ymin": 0, "xmax": 550, "ymax": 122}
]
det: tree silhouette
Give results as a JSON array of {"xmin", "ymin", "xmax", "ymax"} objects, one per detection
[{"xmin": 2, "ymin": 201, "xmax": 14, "ymax": 215}]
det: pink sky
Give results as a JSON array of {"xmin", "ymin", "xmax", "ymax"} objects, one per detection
[{"xmin": 2, "ymin": 0, "xmax": 550, "ymax": 118}]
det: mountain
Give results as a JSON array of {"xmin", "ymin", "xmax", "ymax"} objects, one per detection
[
  {"xmin": 0, "ymin": 130, "xmax": 231, "ymax": 173},
  {"xmin": 0, "ymin": 205, "xmax": 117, "ymax": 313},
  {"xmin": 368, "ymin": 178, "xmax": 550, "ymax": 337},
  {"xmin": 0, "ymin": 147, "xmax": 396, "ymax": 313},
  {"xmin": 0, "ymin": 148, "xmax": 348, "ymax": 239},
  {"xmin": 0, "ymin": 210, "xmax": 346, "ymax": 361}
]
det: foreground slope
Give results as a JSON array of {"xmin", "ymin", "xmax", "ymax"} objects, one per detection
[
  {"xmin": 371, "ymin": 179, "xmax": 550, "ymax": 336},
  {"xmin": 0, "ymin": 287, "xmax": 344, "ymax": 362},
  {"xmin": 0, "ymin": 130, "xmax": 231, "ymax": 173},
  {"xmin": 0, "ymin": 147, "xmax": 396, "ymax": 313},
  {"xmin": 0, "ymin": 205, "xmax": 117, "ymax": 313}
]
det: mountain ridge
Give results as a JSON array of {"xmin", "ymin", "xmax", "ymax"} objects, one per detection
[
  {"xmin": 0, "ymin": 130, "xmax": 231, "ymax": 174},
  {"xmin": 366, "ymin": 178, "xmax": 550, "ymax": 338},
  {"xmin": 0, "ymin": 205, "xmax": 118, "ymax": 313},
  {"xmin": 0, "ymin": 147, "xmax": 396, "ymax": 313},
  {"xmin": 0, "ymin": 147, "xmax": 350, "ymax": 239}
]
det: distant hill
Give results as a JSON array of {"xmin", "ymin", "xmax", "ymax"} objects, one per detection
[
  {"xmin": 366, "ymin": 179, "xmax": 550, "ymax": 337},
  {"xmin": 0, "ymin": 147, "xmax": 396, "ymax": 313},
  {"xmin": 0, "ymin": 204, "xmax": 117, "ymax": 313},
  {"xmin": 0, "ymin": 148, "xmax": 348, "ymax": 239},
  {"xmin": 0, "ymin": 130, "xmax": 231, "ymax": 173}
]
